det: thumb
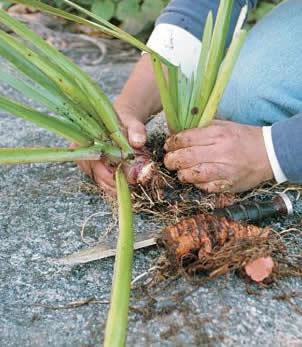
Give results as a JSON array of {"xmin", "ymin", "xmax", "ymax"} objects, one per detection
[{"xmin": 126, "ymin": 119, "xmax": 147, "ymax": 149}]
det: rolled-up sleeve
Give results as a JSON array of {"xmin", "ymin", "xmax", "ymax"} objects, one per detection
[
  {"xmin": 155, "ymin": 0, "xmax": 258, "ymax": 42},
  {"xmin": 147, "ymin": 0, "xmax": 258, "ymax": 77}
]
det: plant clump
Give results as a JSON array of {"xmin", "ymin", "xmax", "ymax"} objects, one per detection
[
  {"xmin": 161, "ymin": 213, "xmax": 270, "ymax": 261},
  {"xmin": 157, "ymin": 212, "xmax": 302, "ymax": 284}
]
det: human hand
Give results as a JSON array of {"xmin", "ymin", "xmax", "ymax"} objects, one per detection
[
  {"xmin": 76, "ymin": 102, "xmax": 147, "ymax": 195},
  {"xmin": 76, "ymin": 53, "xmax": 163, "ymax": 195},
  {"xmin": 164, "ymin": 120, "xmax": 273, "ymax": 193}
]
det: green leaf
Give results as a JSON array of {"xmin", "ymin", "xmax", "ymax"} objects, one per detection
[
  {"xmin": 0, "ymin": 95, "xmax": 93, "ymax": 145},
  {"xmin": 91, "ymin": 0, "xmax": 115, "ymax": 21},
  {"xmin": 6, "ymin": 0, "xmax": 168, "ymax": 151},
  {"xmin": 62, "ymin": 0, "xmax": 151, "ymax": 52},
  {"xmin": 151, "ymin": 54, "xmax": 180, "ymax": 133},
  {"xmin": 9, "ymin": 0, "xmax": 167, "ymax": 59},
  {"xmin": 195, "ymin": 0, "xmax": 234, "ymax": 125},
  {"xmin": 0, "ymin": 9, "xmax": 133, "ymax": 151},
  {"xmin": 120, "ymin": 15, "xmax": 145, "ymax": 36},
  {"xmin": 0, "ymin": 10, "xmax": 97, "ymax": 115},
  {"xmin": 167, "ymin": 64, "xmax": 179, "ymax": 121},
  {"xmin": 178, "ymin": 71, "xmax": 194, "ymax": 130},
  {"xmin": 0, "ymin": 41, "xmax": 107, "ymax": 139},
  {"xmin": 199, "ymin": 29, "xmax": 247, "ymax": 127},
  {"xmin": 0, "ymin": 144, "xmax": 122, "ymax": 164},
  {"xmin": 0, "ymin": 39, "xmax": 60, "ymax": 98},
  {"xmin": 0, "ymin": 68, "xmax": 97, "ymax": 137},
  {"xmin": 104, "ymin": 166, "xmax": 134, "ymax": 347},
  {"xmin": 0, "ymin": 69, "xmax": 70, "ymax": 119},
  {"xmin": 0, "ymin": 30, "xmax": 90, "ymax": 111},
  {"xmin": 0, "ymin": 8, "xmax": 77, "ymax": 78},
  {"xmin": 0, "ymin": 30, "xmax": 105, "ymax": 137},
  {"xmin": 188, "ymin": 11, "xmax": 213, "ymax": 128}
]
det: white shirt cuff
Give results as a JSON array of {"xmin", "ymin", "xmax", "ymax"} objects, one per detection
[
  {"xmin": 145, "ymin": 23, "xmax": 201, "ymax": 78},
  {"xmin": 262, "ymin": 126, "xmax": 287, "ymax": 184}
]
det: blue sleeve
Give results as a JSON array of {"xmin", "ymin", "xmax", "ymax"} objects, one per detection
[
  {"xmin": 156, "ymin": 0, "xmax": 258, "ymax": 43},
  {"xmin": 272, "ymin": 114, "xmax": 302, "ymax": 183}
]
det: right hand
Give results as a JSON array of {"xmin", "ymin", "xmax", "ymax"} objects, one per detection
[{"xmin": 76, "ymin": 104, "xmax": 147, "ymax": 195}]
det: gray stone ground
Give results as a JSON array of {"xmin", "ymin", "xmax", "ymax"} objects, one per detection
[{"xmin": 0, "ymin": 48, "xmax": 302, "ymax": 347}]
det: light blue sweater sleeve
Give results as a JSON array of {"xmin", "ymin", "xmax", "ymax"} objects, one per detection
[
  {"xmin": 156, "ymin": 0, "xmax": 258, "ymax": 42},
  {"xmin": 272, "ymin": 115, "xmax": 302, "ymax": 183}
]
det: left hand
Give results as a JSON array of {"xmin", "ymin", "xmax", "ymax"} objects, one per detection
[{"xmin": 164, "ymin": 120, "xmax": 273, "ymax": 193}]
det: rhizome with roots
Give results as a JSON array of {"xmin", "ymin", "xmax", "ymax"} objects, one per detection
[{"xmin": 80, "ymin": 127, "xmax": 302, "ymax": 287}]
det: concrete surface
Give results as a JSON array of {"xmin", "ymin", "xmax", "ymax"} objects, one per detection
[{"xmin": 0, "ymin": 52, "xmax": 302, "ymax": 347}]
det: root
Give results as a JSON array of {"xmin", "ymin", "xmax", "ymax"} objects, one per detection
[
  {"xmin": 160, "ymin": 213, "xmax": 270, "ymax": 262},
  {"xmin": 186, "ymin": 235, "xmax": 280, "ymax": 279},
  {"xmin": 156, "ymin": 218, "xmax": 302, "ymax": 284},
  {"xmin": 154, "ymin": 210, "xmax": 302, "ymax": 284}
]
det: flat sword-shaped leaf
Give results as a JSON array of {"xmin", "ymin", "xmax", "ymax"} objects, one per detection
[
  {"xmin": 104, "ymin": 167, "xmax": 134, "ymax": 347},
  {"xmin": 0, "ymin": 145, "xmax": 122, "ymax": 164},
  {"xmin": 178, "ymin": 70, "xmax": 194, "ymax": 130},
  {"xmin": 167, "ymin": 64, "xmax": 179, "ymax": 122},
  {"xmin": 199, "ymin": 30, "xmax": 247, "ymax": 127},
  {"xmin": 0, "ymin": 69, "xmax": 102, "ymax": 139},
  {"xmin": 63, "ymin": 0, "xmax": 151, "ymax": 54},
  {"xmin": 151, "ymin": 55, "xmax": 180, "ymax": 134},
  {"xmin": 0, "ymin": 95, "xmax": 92, "ymax": 145},
  {"xmin": 0, "ymin": 34, "xmax": 106, "ymax": 139},
  {"xmin": 11, "ymin": 0, "xmax": 152, "ymax": 53},
  {"xmin": 188, "ymin": 11, "xmax": 213, "ymax": 128},
  {"xmin": 0, "ymin": 8, "xmax": 132, "ymax": 155},
  {"xmin": 199, "ymin": 4, "xmax": 248, "ymax": 127},
  {"xmin": 195, "ymin": 0, "xmax": 234, "ymax": 125}
]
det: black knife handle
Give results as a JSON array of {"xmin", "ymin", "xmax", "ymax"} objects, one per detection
[{"xmin": 213, "ymin": 193, "xmax": 293, "ymax": 222}]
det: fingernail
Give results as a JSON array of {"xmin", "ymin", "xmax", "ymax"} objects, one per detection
[{"xmin": 132, "ymin": 134, "xmax": 145, "ymax": 144}]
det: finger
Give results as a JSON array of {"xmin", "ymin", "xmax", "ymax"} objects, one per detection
[
  {"xmin": 71, "ymin": 143, "xmax": 116, "ymax": 194},
  {"xmin": 195, "ymin": 180, "xmax": 233, "ymax": 193},
  {"xmin": 178, "ymin": 163, "xmax": 227, "ymax": 184},
  {"xmin": 98, "ymin": 181, "xmax": 117, "ymax": 197},
  {"xmin": 127, "ymin": 120, "xmax": 147, "ymax": 149},
  {"xmin": 92, "ymin": 161, "xmax": 117, "ymax": 196},
  {"xmin": 164, "ymin": 126, "xmax": 222, "ymax": 152},
  {"xmin": 76, "ymin": 159, "xmax": 94, "ymax": 178},
  {"xmin": 91, "ymin": 160, "xmax": 115, "ymax": 188},
  {"xmin": 116, "ymin": 109, "xmax": 147, "ymax": 149},
  {"xmin": 164, "ymin": 146, "xmax": 219, "ymax": 171},
  {"xmin": 211, "ymin": 119, "xmax": 231, "ymax": 126},
  {"xmin": 77, "ymin": 158, "xmax": 115, "ymax": 188}
]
